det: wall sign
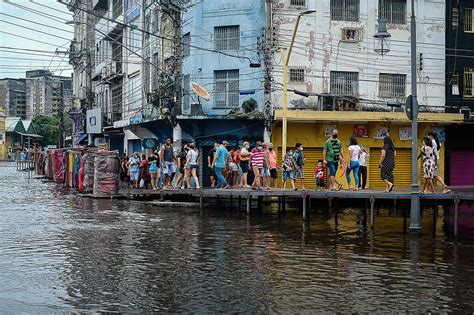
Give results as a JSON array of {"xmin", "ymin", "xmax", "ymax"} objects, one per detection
[
  {"xmin": 324, "ymin": 125, "xmax": 337, "ymax": 137},
  {"xmin": 353, "ymin": 125, "xmax": 369, "ymax": 138},
  {"xmin": 373, "ymin": 126, "xmax": 390, "ymax": 139},
  {"xmin": 399, "ymin": 127, "xmax": 412, "ymax": 141}
]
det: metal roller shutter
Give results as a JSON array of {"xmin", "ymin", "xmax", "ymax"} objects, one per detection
[
  {"xmin": 278, "ymin": 147, "xmax": 324, "ymax": 189},
  {"xmin": 369, "ymin": 148, "xmax": 412, "ymax": 189},
  {"xmin": 450, "ymin": 151, "xmax": 474, "ymax": 185}
]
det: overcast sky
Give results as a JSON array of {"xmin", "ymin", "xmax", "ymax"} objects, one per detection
[{"xmin": 0, "ymin": 0, "xmax": 74, "ymax": 79}]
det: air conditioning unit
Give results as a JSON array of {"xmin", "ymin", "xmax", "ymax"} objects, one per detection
[
  {"xmin": 341, "ymin": 28, "xmax": 361, "ymax": 43},
  {"xmin": 460, "ymin": 107, "xmax": 472, "ymax": 120},
  {"xmin": 190, "ymin": 102, "xmax": 203, "ymax": 116},
  {"xmin": 108, "ymin": 62, "xmax": 118, "ymax": 76},
  {"xmin": 101, "ymin": 66, "xmax": 107, "ymax": 78}
]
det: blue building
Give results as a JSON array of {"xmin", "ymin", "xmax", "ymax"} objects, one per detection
[{"xmin": 179, "ymin": 0, "xmax": 266, "ymax": 148}]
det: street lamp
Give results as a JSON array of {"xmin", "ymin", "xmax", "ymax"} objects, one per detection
[
  {"xmin": 374, "ymin": 1, "xmax": 421, "ymax": 231},
  {"xmin": 374, "ymin": 17, "xmax": 391, "ymax": 56},
  {"xmin": 280, "ymin": 9, "xmax": 316, "ymax": 160}
]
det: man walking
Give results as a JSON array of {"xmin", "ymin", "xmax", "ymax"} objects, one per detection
[
  {"xmin": 293, "ymin": 143, "xmax": 305, "ymax": 190},
  {"xmin": 323, "ymin": 129, "xmax": 345, "ymax": 191},
  {"xmin": 213, "ymin": 140, "xmax": 229, "ymax": 188},
  {"xmin": 160, "ymin": 138, "xmax": 177, "ymax": 189}
]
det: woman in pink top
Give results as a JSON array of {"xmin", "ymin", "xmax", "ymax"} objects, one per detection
[
  {"xmin": 250, "ymin": 141, "xmax": 264, "ymax": 190},
  {"xmin": 267, "ymin": 143, "xmax": 278, "ymax": 189}
]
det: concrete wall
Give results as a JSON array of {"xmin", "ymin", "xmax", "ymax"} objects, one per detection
[{"xmin": 272, "ymin": 0, "xmax": 445, "ymax": 111}]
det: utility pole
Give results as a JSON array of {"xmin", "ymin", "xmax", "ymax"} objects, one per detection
[
  {"xmin": 59, "ymin": 80, "xmax": 65, "ymax": 148},
  {"xmin": 263, "ymin": 0, "xmax": 273, "ymax": 143}
]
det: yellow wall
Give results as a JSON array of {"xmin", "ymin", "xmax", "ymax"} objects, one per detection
[{"xmin": 272, "ymin": 122, "xmax": 445, "ymax": 189}]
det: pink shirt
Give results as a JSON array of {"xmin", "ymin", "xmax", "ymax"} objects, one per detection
[
  {"xmin": 268, "ymin": 150, "xmax": 277, "ymax": 169},
  {"xmin": 251, "ymin": 147, "xmax": 264, "ymax": 169}
]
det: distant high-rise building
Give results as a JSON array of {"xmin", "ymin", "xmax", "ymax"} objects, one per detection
[{"xmin": 0, "ymin": 78, "xmax": 27, "ymax": 119}]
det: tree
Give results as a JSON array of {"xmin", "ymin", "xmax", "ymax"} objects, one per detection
[{"xmin": 32, "ymin": 115, "xmax": 61, "ymax": 147}]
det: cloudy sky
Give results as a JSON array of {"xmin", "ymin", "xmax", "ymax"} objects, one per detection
[{"xmin": 0, "ymin": 0, "xmax": 74, "ymax": 79}]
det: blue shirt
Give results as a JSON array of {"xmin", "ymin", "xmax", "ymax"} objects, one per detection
[{"xmin": 215, "ymin": 146, "xmax": 228, "ymax": 169}]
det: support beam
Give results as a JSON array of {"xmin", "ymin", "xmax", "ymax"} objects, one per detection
[
  {"xmin": 302, "ymin": 192, "xmax": 307, "ymax": 221},
  {"xmin": 454, "ymin": 195, "xmax": 460, "ymax": 237},
  {"xmin": 246, "ymin": 193, "xmax": 251, "ymax": 215},
  {"xmin": 370, "ymin": 195, "xmax": 375, "ymax": 228}
]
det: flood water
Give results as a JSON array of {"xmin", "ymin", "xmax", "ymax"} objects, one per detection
[{"xmin": 1, "ymin": 163, "xmax": 474, "ymax": 312}]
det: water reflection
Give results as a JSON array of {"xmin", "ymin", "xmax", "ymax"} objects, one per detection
[{"xmin": 1, "ymin": 163, "xmax": 474, "ymax": 312}]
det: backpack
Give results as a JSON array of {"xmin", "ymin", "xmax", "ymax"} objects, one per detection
[{"xmin": 295, "ymin": 150, "xmax": 304, "ymax": 167}]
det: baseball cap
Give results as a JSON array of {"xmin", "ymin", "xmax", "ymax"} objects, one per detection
[{"xmin": 222, "ymin": 141, "xmax": 229, "ymax": 145}]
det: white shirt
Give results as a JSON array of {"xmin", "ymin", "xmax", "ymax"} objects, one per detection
[
  {"xmin": 432, "ymin": 139, "xmax": 440, "ymax": 161},
  {"xmin": 359, "ymin": 151, "xmax": 369, "ymax": 166},
  {"xmin": 187, "ymin": 149, "xmax": 198, "ymax": 165},
  {"xmin": 348, "ymin": 145, "xmax": 361, "ymax": 162}
]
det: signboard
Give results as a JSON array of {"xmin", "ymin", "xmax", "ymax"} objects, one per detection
[
  {"xmin": 399, "ymin": 126, "xmax": 412, "ymax": 141},
  {"xmin": 125, "ymin": 0, "xmax": 141, "ymax": 23},
  {"xmin": 130, "ymin": 115, "xmax": 143, "ymax": 125},
  {"xmin": 373, "ymin": 126, "xmax": 390, "ymax": 139},
  {"xmin": 86, "ymin": 107, "xmax": 102, "ymax": 134},
  {"xmin": 353, "ymin": 125, "xmax": 369, "ymax": 138},
  {"xmin": 142, "ymin": 138, "xmax": 159, "ymax": 149},
  {"xmin": 324, "ymin": 125, "xmax": 337, "ymax": 137}
]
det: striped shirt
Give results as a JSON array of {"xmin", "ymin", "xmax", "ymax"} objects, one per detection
[{"xmin": 251, "ymin": 147, "xmax": 264, "ymax": 169}]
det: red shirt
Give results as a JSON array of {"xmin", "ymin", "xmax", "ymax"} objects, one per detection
[
  {"xmin": 251, "ymin": 147, "xmax": 264, "ymax": 169},
  {"xmin": 233, "ymin": 150, "xmax": 241, "ymax": 164}
]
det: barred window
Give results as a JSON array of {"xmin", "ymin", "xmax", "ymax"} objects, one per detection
[
  {"xmin": 464, "ymin": 68, "xmax": 474, "ymax": 97},
  {"xmin": 214, "ymin": 70, "xmax": 239, "ymax": 108},
  {"xmin": 214, "ymin": 26, "xmax": 240, "ymax": 51},
  {"xmin": 451, "ymin": 72, "xmax": 460, "ymax": 95},
  {"xmin": 331, "ymin": 0, "xmax": 360, "ymax": 22},
  {"xmin": 111, "ymin": 85, "xmax": 122, "ymax": 122},
  {"xmin": 330, "ymin": 71, "xmax": 359, "ymax": 96},
  {"xmin": 289, "ymin": 68, "xmax": 305, "ymax": 83},
  {"xmin": 129, "ymin": 26, "xmax": 142, "ymax": 53},
  {"xmin": 379, "ymin": 73, "xmax": 406, "ymax": 99},
  {"xmin": 452, "ymin": 7, "xmax": 459, "ymax": 30},
  {"xmin": 290, "ymin": 0, "xmax": 306, "ymax": 7},
  {"xmin": 182, "ymin": 32, "xmax": 191, "ymax": 58},
  {"xmin": 379, "ymin": 0, "xmax": 406, "ymax": 24},
  {"xmin": 465, "ymin": 8, "xmax": 474, "ymax": 32}
]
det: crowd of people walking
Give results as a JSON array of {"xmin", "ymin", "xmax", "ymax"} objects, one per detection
[{"xmin": 118, "ymin": 129, "xmax": 451, "ymax": 194}]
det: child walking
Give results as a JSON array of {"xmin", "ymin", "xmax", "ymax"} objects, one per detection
[
  {"xmin": 281, "ymin": 148, "xmax": 296, "ymax": 190},
  {"xmin": 313, "ymin": 160, "xmax": 325, "ymax": 191}
]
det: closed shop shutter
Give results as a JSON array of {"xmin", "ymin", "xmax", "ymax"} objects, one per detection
[
  {"xmin": 278, "ymin": 147, "xmax": 324, "ymax": 189},
  {"xmin": 369, "ymin": 148, "xmax": 412, "ymax": 189},
  {"xmin": 450, "ymin": 151, "xmax": 474, "ymax": 185}
]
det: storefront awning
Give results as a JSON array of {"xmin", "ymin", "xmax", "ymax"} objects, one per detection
[
  {"xmin": 274, "ymin": 110, "xmax": 465, "ymax": 124},
  {"xmin": 8, "ymin": 130, "xmax": 43, "ymax": 138}
]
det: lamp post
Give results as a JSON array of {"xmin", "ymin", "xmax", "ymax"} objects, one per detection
[
  {"xmin": 280, "ymin": 10, "xmax": 316, "ymax": 161},
  {"xmin": 375, "ymin": 1, "xmax": 420, "ymax": 231}
]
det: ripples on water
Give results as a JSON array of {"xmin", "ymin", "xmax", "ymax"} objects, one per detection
[{"xmin": 1, "ymin": 163, "xmax": 474, "ymax": 312}]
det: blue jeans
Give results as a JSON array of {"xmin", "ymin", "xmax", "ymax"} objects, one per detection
[
  {"xmin": 345, "ymin": 160, "xmax": 360, "ymax": 187},
  {"xmin": 215, "ymin": 167, "xmax": 227, "ymax": 188}
]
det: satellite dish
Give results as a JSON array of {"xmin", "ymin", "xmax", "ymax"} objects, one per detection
[{"xmin": 190, "ymin": 82, "xmax": 210, "ymax": 101}]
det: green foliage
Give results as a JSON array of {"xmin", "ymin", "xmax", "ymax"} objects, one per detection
[
  {"xmin": 228, "ymin": 98, "xmax": 264, "ymax": 120},
  {"xmin": 32, "ymin": 115, "xmax": 61, "ymax": 146},
  {"xmin": 242, "ymin": 98, "xmax": 258, "ymax": 113}
]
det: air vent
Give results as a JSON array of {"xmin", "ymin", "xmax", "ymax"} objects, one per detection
[{"xmin": 341, "ymin": 27, "xmax": 361, "ymax": 43}]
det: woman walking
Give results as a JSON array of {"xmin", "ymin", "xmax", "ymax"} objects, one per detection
[
  {"xmin": 345, "ymin": 136, "xmax": 361, "ymax": 191},
  {"xmin": 120, "ymin": 155, "xmax": 130, "ymax": 188},
  {"xmin": 418, "ymin": 136, "xmax": 436, "ymax": 194},
  {"xmin": 177, "ymin": 144, "xmax": 188, "ymax": 189},
  {"xmin": 358, "ymin": 146, "xmax": 369, "ymax": 189},
  {"xmin": 379, "ymin": 136, "xmax": 396, "ymax": 193},
  {"xmin": 148, "ymin": 150, "xmax": 159, "ymax": 190},
  {"xmin": 240, "ymin": 141, "xmax": 251, "ymax": 188},
  {"xmin": 185, "ymin": 143, "xmax": 200, "ymax": 189},
  {"xmin": 429, "ymin": 132, "xmax": 450, "ymax": 193}
]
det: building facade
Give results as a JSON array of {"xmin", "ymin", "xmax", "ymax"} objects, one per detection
[
  {"xmin": 445, "ymin": 0, "xmax": 474, "ymax": 186},
  {"xmin": 0, "ymin": 79, "xmax": 27, "ymax": 119},
  {"xmin": 270, "ymin": 0, "xmax": 463, "ymax": 189}
]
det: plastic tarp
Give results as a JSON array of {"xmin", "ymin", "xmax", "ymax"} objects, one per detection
[
  {"xmin": 83, "ymin": 153, "xmax": 95, "ymax": 193},
  {"xmin": 53, "ymin": 149, "xmax": 64, "ymax": 183},
  {"xmin": 93, "ymin": 151, "xmax": 120, "ymax": 195}
]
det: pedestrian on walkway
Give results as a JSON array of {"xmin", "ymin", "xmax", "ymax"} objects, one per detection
[
  {"xmin": 127, "ymin": 152, "xmax": 141, "ymax": 189},
  {"xmin": 148, "ymin": 150, "xmax": 160, "ymax": 190},
  {"xmin": 233, "ymin": 146, "xmax": 242, "ymax": 187},
  {"xmin": 263, "ymin": 143, "xmax": 272, "ymax": 190},
  {"xmin": 251, "ymin": 141, "xmax": 265, "ymax": 190},
  {"xmin": 227, "ymin": 147, "xmax": 239, "ymax": 188},
  {"xmin": 281, "ymin": 148, "xmax": 296, "ymax": 190},
  {"xmin": 313, "ymin": 160, "xmax": 325, "ymax": 191},
  {"xmin": 120, "ymin": 155, "xmax": 130, "ymax": 188},
  {"xmin": 293, "ymin": 143, "xmax": 305, "ymax": 190},
  {"xmin": 185, "ymin": 143, "xmax": 200, "ymax": 189},
  {"xmin": 429, "ymin": 131, "xmax": 450, "ymax": 193},
  {"xmin": 418, "ymin": 136, "xmax": 436, "ymax": 193},
  {"xmin": 379, "ymin": 136, "xmax": 396, "ymax": 193},
  {"xmin": 213, "ymin": 140, "xmax": 229, "ymax": 189},
  {"xmin": 160, "ymin": 138, "xmax": 177, "ymax": 189},
  {"xmin": 140, "ymin": 154, "xmax": 150, "ymax": 189},
  {"xmin": 207, "ymin": 142, "xmax": 217, "ymax": 188},
  {"xmin": 323, "ymin": 129, "xmax": 345, "ymax": 191},
  {"xmin": 239, "ymin": 141, "xmax": 251, "ymax": 187},
  {"xmin": 358, "ymin": 146, "xmax": 369, "ymax": 189},
  {"xmin": 177, "ymin": 144, "xmax": 189, "ymax": 189},
  {"xmin": 346, "ymin": 136, "xmax": 361, "ymax": 191},
  {"xmin": 267, "ymin": 143, "xmax": 278, "ymax": 189}
]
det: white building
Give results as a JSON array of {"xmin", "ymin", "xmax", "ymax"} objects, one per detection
[{"xmin": 272, "ymin": 0, "xmax": 445, "ymax": 112}]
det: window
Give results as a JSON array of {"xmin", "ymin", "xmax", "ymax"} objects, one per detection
[
  {"xmin": 111, "ymin": 85, "xmax": 122, "ymax": 122},
  {"xmin": 289, "ymin": 68, "xmax": 305, "ymax": 83},
  {"xmin": 112, "ymin": 0, "xmax": 122, "ymax": 20},
  {"xmin": 451, "ymin": 72, "xmax": 459, "ymax": 95},
  {"xmin": 379, "ymin": 0, "xmax": 406, "ymax": 24},
  {"xmin": 183, "ymin": 74, "xmax": 191, "ymax": 114},
  {"xmin": 379, "ymin": 73, "xmax": 406, "ymax": 99},
  {"xmin": 214, "ymin": 26, "xmax": 240, "ymax": 51},
  {"xmin": 331, "ymin": 0, "xmax": 359, "ymax": 22},
  {"xmin": 465, "ymin": 8, "xmax": 474, "ymax": 32},
  {"xmin": 182, "ymin": 32, "xmax": 191, "ymax": 58},
  {"xmin": 214, "ymin": 70, "xmax": 239, "ymax": 108},
  {"xmin": 464, "ymin": 68, "xmax": 474, "ymax": 97},
  {"xmin": 330, "ymin": 71, "xmax": 359, "ymax": 95},
  {"xmin": 129, "ymin": 25, "xmax": 141, "ymax": 53},
  {"xmin": 152, "ymin": 9, "xmax": 160, "ymax": 33},
  {"xmin": 290, "ymin": 0, "xmax": 306, "ymax": 7},
  {"xmin": 452, "ymin": 7, "xmax": 459, "ymax": 30},
  {"xmin": 144, "ymin": 14, "xmax": 151, "ymax": 41},
  {"xmin": 128, "ymin": 75, "xmax": 141, "ymax": 108}
]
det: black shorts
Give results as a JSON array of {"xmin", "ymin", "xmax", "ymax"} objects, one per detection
[
  {"xmin": 240, "ymin": 161, "xmax": 249, "ymax": 173},
  {"xmin": 270, "ymin": 168, "xmax": 277, "ymax": 179},
  {"xmin": 210, "ymin": 168, "xmax": 216, "ymax": 178}
]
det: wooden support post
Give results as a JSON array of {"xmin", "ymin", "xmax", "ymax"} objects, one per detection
[
  {"xmin": 302, "ymin": 192, "xmax": 308, "ymax": 221},
  {"xmin": 308, "ymin": 196, "xmax": 312, "ymax": 212},
  {"xmin": 199, "ymin": 191, "xmax": 203, "ymax": 210},
  {"xmin": 217, "ymin": 195, "xmax": 220, "ymax": 207},
  {"xmin": 238, "ymin": 195, "xmax": 242, "ymax": 212},
  {"xmin": 454, "ymin": 195, "xmax": 460, "ymax": 237},
  {"xmin": 160, "ymin": 190, "xmax": 164, "ymax": 201},
  {"xmin": 282, "ymin": 196, "xmax": 286, "ymax": 214},
  {"xmin": 278, "ymin": 196, "xmax": 281, "ymax": 215},
  {"xmin": 230, "ymin": 195, "xmax": 234, "ymax": 211},
  {"xmin": 246, "ymin": 193, "xmax": 251, "ymax": 215},
  {"xmin": 362, "ymin": 199, "xmax": 368, "ymax": 227},
  {"xmin": 402, "ymin": 207, "xmax": 407, "ymax": 233},
  {"xmin": 370, "ymin": 195, "xmax": 375, "ymax": 228}
]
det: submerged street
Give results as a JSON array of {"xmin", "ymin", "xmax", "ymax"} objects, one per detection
[{"xmin": 1, "ymin": 162, "xmax": 474, "ymax": 312}]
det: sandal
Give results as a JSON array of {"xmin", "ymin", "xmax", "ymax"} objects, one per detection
[
  {"xmin": 337, "ymin": 183, "xmax": 343, "ymax": 191},
  {"xmin": 388, "ymin": 184, "xmax": 394, "ymax": 192},
  {"xmin": 443, "ymin": 186, "xmax": 451, "ymax": 194}
]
